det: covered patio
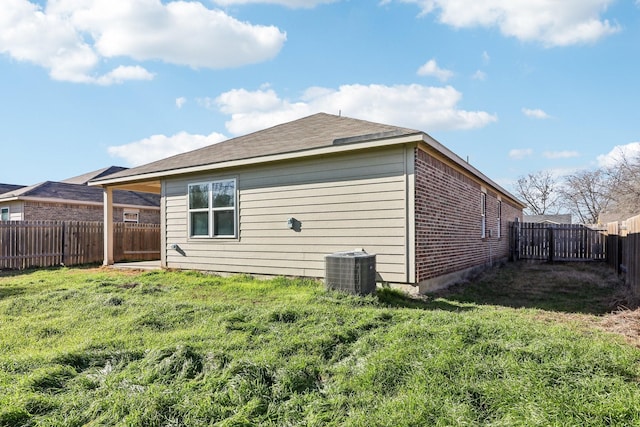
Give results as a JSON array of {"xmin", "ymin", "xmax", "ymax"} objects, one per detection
[{"xmin": 92, "ymin": 179, "xmax": 162, "ymax": 267}]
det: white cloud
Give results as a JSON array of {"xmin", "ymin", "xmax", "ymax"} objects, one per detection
[
  {"xmin": 107, "ymin": 131, "xmax": 227, "ymax": 166},
  {"xmin": 543, "ymin": 150, "xmax": 579, "ymax": 159},
  {"xmin": 176, "ymin": 97, "xmax": 187, "ymax": 109},
  {"xmin": 482, "ymin": 51, "xmax": 490, "ymax": 64},
  {"xmin": 212, "ymin": 0, "xmax": 336, "ymax": 7},
  {"xmin": 417, "ymin": 59, "xmax": 454, "ymax": 82},
  {"xmin": 547, "ymin": 166, "xmax": 583, "ymax": 180},
  {"xmin": 397, "ymin": 0, "xmax": 620, "ymax": 46},
  {"xmin": 68, "ymin": 0, "xmax": 286, "ymax": 68},
  {"xmin": 0, "ymin": 0, "xmax": 286, "ymax": 84},
  {"xmin": 472, "ymin": 70, "xmax": 486, "ymax": 80},
  {"xmin": 213, "ymin": 83, "xmax": 498, "ymax": 135},
  {"xmin": 509, "ymin": 148, "xmax": 533, "ymax": 160},
  {"xmin": 96, "ymin": 65, "xmax": 155, "ymax": 85},
  {"xmin": 522, "ymin": 108, "xmax": 551, "ymax": 119},
  {"xmin": 597, "ymin": 142, "xmax": 640, "ymax": 167},
  {"xmin": 0, "ymin": 0, "xmax": 98, "ymax": 83}
]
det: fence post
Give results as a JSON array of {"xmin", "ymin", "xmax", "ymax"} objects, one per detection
[
  {"xmin": 547, "ymin": 227, "xmax": 554, "ymax": 263},
  {"xmin": 61, "ymin": 221, "xmax": 66, "ymax": 266},
  {"xmin": 515, "ymin": 219, "xmax": 520, "ymax": 261},
  {"xmin": 509, "ymin": 219, "xmax": 520, "ymax": 261}
]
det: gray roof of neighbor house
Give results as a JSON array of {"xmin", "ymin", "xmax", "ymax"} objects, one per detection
[
  {"xmin": 62, "ymin": 166, "xmax": 129, "ymax": 185},
  {"xmin": 0, "ymin": 184, "xmax": 26, "ymax": 195},
  {"xmin": 92, "ymin": 113, "xmax": 421, "ymax": 182},
  {"xmin": 523, "ymin": 214, "xmax": 573, "ymax": 224},
  {"xmin": 0, "ymin": 181, "xmax": 159, "ymax": 208}
]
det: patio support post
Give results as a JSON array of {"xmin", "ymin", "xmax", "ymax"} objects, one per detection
[{"xmin": 103, "ymin": 187, "xmax": 114, "ymax": 265}]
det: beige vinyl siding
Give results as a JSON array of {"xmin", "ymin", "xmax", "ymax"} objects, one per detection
[
  {"xmin": 163, "ymin": 146, "xmax": 411, "ymax": 282},
  {"xmin": 0, "ymin": 202, "xmax": 24, "ymax": 221}
]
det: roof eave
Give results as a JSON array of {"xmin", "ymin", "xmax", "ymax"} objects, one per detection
[
  {"xmin": 0, "ymin": 196, "xmax": 159, "ymax": 210},
  {"xmin": 89, "ymin": 132, "xmax": 425, "ymax": 187},
  {"xmin": 420, "ymin": 133, "xmax": 526, "ymax": 209},
  {"xmin": 88, "ymin": 130, "xmax": 525, "ymax": 209}
]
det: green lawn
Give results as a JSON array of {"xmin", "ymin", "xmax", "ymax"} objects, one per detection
[{"xmin": 0, "ymin": 264, "xmax": 639, "ymax": 426}]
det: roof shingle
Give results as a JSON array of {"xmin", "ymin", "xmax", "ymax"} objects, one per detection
[
  {"xmin": 0, "ymin": 184, "xmax": 25, "ymax": 196},
  {"xmin": 62, "ymin": 166, "xmax": 129, "ymax": 185},
  {"xmin": 0, "ymin": 181, "xmax": 159, "ymax": 207},
  {"xmin": 95, "ymin": 113, "xmax": 421, "ymax": 182}
]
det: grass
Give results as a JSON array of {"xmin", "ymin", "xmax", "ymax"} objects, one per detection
[
  {"xmin": 434, "ymin": 262, "xmax": 625, "ymax": 314},
  {"xmin": 0, "ymin": 264, "xmax": 639, "ymax": 426}
]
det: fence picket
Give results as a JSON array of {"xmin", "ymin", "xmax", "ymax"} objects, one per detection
[{"xmin": 510, "ymin": 222, "xmax": 607, "ymax": 262}]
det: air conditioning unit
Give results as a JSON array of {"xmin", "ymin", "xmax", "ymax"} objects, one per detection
[{"xmin": 325, "ymin": 250, "xmax": 377, "ymax": 295}]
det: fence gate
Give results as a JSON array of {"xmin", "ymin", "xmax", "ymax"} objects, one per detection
[{"xmin": 510, "ymin": 221, "xmax": 606, "ymax": 262}]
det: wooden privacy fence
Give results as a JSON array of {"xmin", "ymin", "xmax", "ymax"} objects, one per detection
[
  {"xmin": 0, "ymin": 221, "xmax": 160, "ymax": 270},
  {"xmin": 605, "ymin": 221, "xmax": 623, "ymax": 274},
  {"xmin": 511, "ymin": 217, "xmax": 640, "ymax": 297},
  {"xmin": 605, "ymin": 214, "xmax": 640, "ymax": 297},
  {"xmin": 510, "ymin": 221, "xmax": 606, "ymax": 262}
]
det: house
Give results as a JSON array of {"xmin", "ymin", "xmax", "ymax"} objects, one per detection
[
  {"xmin": 91, "ymin": 113, "xmax": 525, "ymax": 292},
  {"xmin": 0, "ymin": 167, "xmax": 160, "ymax": 224},
  {"xmin": 0, "ymin": 184, "xmax": 25, "ymax": 220},
  {"xmin": 0, "ymin": 184, "xmax": 25, "ymax": 195},
  {"xmin": 523, "ymin": 214, "xmax": 572, "ymax": 224}
]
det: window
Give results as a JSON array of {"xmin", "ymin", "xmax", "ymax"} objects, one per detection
[
  {"xmin": 0, "ymin": 207, "xmax": 8, "ymax": 221},
  {"xmin": 481, "ymin": 193, "xmax": 487, "ymax": 238},
  {"xmin": 188, "ymin": 179, "xmax": 236, "ymax": 238},
  {"xmin": 123, "ymin": 210, "xmax": 139, "ymax": 223},
  {"xmin": 497, "ymin": 200, "xmax": 502, "ymax": 239}
]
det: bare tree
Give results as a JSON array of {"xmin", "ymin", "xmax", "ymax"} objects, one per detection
[
  {"xmin": 602, "ymin": 150, "xmax": 640, "ymax": 218},
  {"xmin": 514, "ymin": 170, "xmax": 560, "ymax": 215},
  {"xmin": 559, "ymin": 169, "xmax": 612, "ymax": 224}
]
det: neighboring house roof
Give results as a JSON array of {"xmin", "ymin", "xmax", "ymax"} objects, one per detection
[
  {"xmin": 524, "ymin": 214, "xmax": 572, "ymax": 224},
  {"xmin": 0, "ymin": 184, "xmax": 25, "ymax": 195},
  {"xmin": 62, "ymin": 166, "xmax": 129, "ymax": 185},
  {"xmin": 0, "ymin": 181, "xmax": 159, "ymax": 208}
]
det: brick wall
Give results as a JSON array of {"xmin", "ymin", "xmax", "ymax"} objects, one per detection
[
  {"xmin": 415, "ymin": 148, "xmax": 522, "ymax": 283},
  {"xmin": 136, "ymin": 209, "xmax": 161, "ymax": 225},
  {"xmin": 23, "ymin": 201, "xmax": 160, "ymax": 224}
]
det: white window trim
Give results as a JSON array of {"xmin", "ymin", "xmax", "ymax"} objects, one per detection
[
  {"xmin": 0, "ymin": 207, "xmax": 8, "ymax": 221},
  {"xmin": 123, "ymin": 209, "xmax": 140, "ymax": 223},
  {"xmin": 481, "ymin": 193, "xmax": 487, "ymax": 238},
  {"xmin": 188, "ymin": 178, "xmax": 237, "ymax": 239}
]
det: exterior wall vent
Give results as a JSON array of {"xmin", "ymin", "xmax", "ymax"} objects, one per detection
[{"xmin": 325, "ymin": 250, "xmax": 377, "ymax": 295}]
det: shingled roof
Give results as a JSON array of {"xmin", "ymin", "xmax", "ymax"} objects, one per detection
[
  {"xmin": 94, "ymin": 113, "xmax": 421, "ymax": 182},
  {"xmin": 62, "ymin": 166, "xmax": 129, "ymax": 185},
  {"xmin": 0, "ymin": 181, "xmax": 159, "ymax": 207},
  {"xmin": 0, "ymin": 184, "xmax": 25, "ymax": 196}
]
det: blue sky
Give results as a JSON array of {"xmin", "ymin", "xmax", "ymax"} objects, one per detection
[{"xmin": 1, "ymin": 0, "xmax": 639, "ymax": 195}]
